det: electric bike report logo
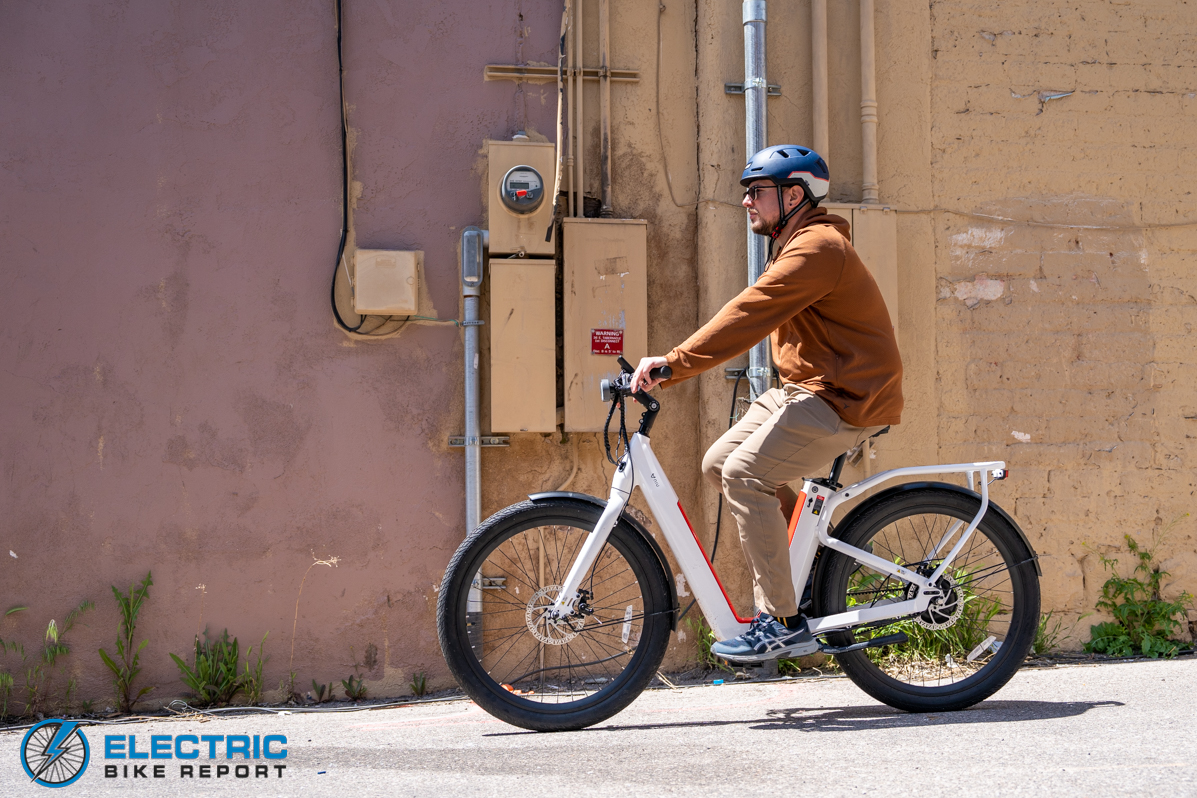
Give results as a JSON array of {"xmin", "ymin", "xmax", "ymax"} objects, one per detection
[{"xmin": 21, "ymin": 719, "xmax": 91, "ymax": 788}]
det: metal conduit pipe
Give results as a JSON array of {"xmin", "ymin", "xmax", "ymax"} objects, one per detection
[
  {"xmin": 860, "ymin": 0, "xmax": 880, "ymax": 203},
  {"xmin": 574, "ymin": 0, "xmax": 584, "ymax": 217},
  {"xmin": 811, "ymin": 0, "xmax": 829, "ymax": 158},
  {"xmin": 742, "ymin": 0, "xmax": 771, "ymax": 400},
  {"xmin": 461, "ymin": 227, "xmax": 487, "ymax": 534},
  {"xmin": 598, "ymin": 0, "xmax": 613, "ymax": 217},
  {"xmin": 566, "ymin": 1, "xmax": 576, "ymax": 217}
]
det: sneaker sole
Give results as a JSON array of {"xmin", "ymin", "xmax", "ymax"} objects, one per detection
[{"xmin": 715, "ymin": 638, "xmax": 821, "ymax": 664}]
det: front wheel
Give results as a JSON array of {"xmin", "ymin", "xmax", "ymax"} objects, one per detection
[
  {"xmin": 437, "ymin": 498, "xmax": 673, "ymax": 731},
  {"xmin": 815, "ymin": 487, "xmax": 1040, "ymax": 713}
]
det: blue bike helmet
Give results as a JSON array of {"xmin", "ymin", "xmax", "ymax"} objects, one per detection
[
  {"xmin": 740, "ymin": 144, "xmax": 830, "ymax": 200},
  {"xmin": 741, "ymin": 145, "xmax": 830, "ymax": 258}
]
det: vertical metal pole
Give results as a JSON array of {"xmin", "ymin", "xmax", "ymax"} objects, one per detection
[
  {"xmin": 461, "ymin": 228, "xmax": 486, "ymax": 535},
  {"xmin": 598, "ymin": 0, "xmax": 613, "ymax": 217},
  {"xmin": 860, "ymin": 0, "xmax": 880, "ymax": 203},
  {"xmin": 743, "ymin": 0, "xmax": 771, "ymax": 399},
  {"xmin": 574, "ymin": 0, "xmax": 585, "ymax": 216},
  {"xmin": 462, "ymin": 227, "xmax": 487, "ymax": 652},
  {"xmin": 566, "ymin": 2, "xmax": 577, "ymax": 217},
  {"xmin": 811, "ymin": 0, "xmax": 829, "ymax": 158}
]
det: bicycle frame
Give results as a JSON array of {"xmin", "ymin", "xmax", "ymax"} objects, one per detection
[{"xmin": 550, "ymin": 432, "xmax": 1007, "ymax": 643}]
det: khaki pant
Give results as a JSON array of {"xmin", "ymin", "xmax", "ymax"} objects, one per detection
[{"xmin": 702, "ymin": 385, "xmax": 885, "ymax": 618}]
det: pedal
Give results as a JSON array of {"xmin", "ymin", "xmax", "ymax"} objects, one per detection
[{"xmin": 820, "ymin": 631, "xmax": 908, "ymax": 655}]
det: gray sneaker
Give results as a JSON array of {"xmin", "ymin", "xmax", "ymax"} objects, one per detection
[{"xmin": 710, "ymin": 614, "xmax": 819, "ymax": 663}]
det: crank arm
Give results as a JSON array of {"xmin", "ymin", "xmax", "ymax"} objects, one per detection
[{"xmin": 820, "ymin": 631, "xmax": 909, "ymax": 655}]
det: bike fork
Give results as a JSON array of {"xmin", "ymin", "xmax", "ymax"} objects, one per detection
[{"xmin": 548, "ymin": 458, "xmax": 635, "ymax": 617}]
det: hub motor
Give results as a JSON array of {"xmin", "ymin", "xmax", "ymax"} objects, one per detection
[{"xmin": 908, "ymin": 572, "xmax": 965, "ymax": 630}]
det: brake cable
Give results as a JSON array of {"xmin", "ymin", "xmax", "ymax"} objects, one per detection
[{"xmin": 603, "ymin": 390, "xmax": 629, "ymax": 465}]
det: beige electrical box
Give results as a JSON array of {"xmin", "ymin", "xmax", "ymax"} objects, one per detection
[
  {"xmin": 487, "ymin": 140, "xmax": 556, "ymax": 257},
  {"xmin": 824, "ymin": 204, "xmax": 899, "ymax": 338},
  {"xmin": 490, "ymin": 258, "xmax": 557, "ymax": 433},
  {"xmin": 353, "ymin": 249, "xmax": 420, "ymax": 315},
  {"xmin": 563, "ymin": 218, "xmax": 648, "ymax": 432}
]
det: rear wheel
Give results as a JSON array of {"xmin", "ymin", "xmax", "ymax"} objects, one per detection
[
  {"xmin": 815, "ymin": 488, "xmax": 1039, "ymax": 713},
  {"xmin": 437, "ymin": 499, "xmax": 672, "ymax": 731}
]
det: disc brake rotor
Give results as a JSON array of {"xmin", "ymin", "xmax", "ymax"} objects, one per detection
[
  {"xmin": 912, "ymin": 573, "xmax": 965, "ymax": 630},
  {"xmin": 526, "ymin": 585, "xmax": 586, "ymax": 645}
]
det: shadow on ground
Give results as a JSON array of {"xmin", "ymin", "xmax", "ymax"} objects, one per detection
[{"xmin": 494, "ymin": 699, "xmax": 1125, "ymax": 736}]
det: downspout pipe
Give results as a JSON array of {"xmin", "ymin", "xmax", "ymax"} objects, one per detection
[
  {"xmin": 574, "ymin": 0, "xmax": 584, "ymax": 217},
  {"xmin": 743, "ymin": 0, "xmax": 771, "ymax": 400},
  {"xmin": 860, "ymin": 0, "xmax": 879, "ymax": 203},
  {"xmin": 598, "ymin": 0, "xmax": 613, "ymax": 217},
  {"xmin": 461, "ymin": 227, "xmax": 487, "ymax": 534},
  {"xmin": 811, "ymin": 0, "xmax": 829, "ymax": 158}
]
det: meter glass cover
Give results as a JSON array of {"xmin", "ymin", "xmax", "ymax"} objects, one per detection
[{"xmin": 500, "ymin": 165, "xmax": 545, "ymax": 214}]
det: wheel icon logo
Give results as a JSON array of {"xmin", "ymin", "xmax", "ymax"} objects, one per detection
[{"xmin": 20, "ymin": 720, "xmax": 90, "ymax": 788}]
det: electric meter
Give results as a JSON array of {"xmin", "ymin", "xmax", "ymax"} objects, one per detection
[{"xmin": 500, "ymin": 165, "xmax": 545, "ymax": 214}]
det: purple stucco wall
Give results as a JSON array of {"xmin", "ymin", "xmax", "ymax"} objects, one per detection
[{"xmin": 0, "ymin": 0, "xmax": 557, "ymax": 704}]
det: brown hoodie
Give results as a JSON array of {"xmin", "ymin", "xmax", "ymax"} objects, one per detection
[{"xmin": 662, "ymin": 206, "xmax": 903, "ymax": 427}]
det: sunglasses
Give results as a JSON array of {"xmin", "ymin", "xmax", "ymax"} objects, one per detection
[{"xmin": 742, "ymin": 184, "xmax": 778, "ymax": 202}]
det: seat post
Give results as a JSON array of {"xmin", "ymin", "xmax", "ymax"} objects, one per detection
[{"xmin": 827, "ymin": 453, "xmax": 847, "ymax": 488}]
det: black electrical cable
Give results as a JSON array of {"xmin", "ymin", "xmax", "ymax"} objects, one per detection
[
  {"xmin": 329, "ymin": 0, "xmax": 365, "ymax": 333},
  {"xmin": 711, "ymin": 367, "xmax": 747, "ymax": 563}
]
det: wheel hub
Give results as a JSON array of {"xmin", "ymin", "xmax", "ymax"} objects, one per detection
[
  {"xmin": 526, "ymin": 585, "xmax": 586, "ymax": 645},
  {"xmin": 911, "ymin": 573, "xmax": 964, "ymax": 630}
]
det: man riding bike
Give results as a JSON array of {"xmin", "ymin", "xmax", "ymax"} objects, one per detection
[{"xmin": 630, "ymin": 144, "xmax": 904, "ymax": 663}]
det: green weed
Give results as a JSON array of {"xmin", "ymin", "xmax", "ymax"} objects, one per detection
[
  {"xmin": 242, "ymin": 633, "xmax": 269, "ymax": 705},
  {"xmin": 170, "ymin": 629, "xmax": 244, "ymax": 707},
  {"xmin": 684, "ymin": 615, "xmax": 733, "ymax": 674},
  {"xmin": 341, "ymin": 645, "xmax": 368, "ymax": 701},
  {"xmin": 98, "ymin": 571, "xmax": 154, "ymax": 713},
  {"xmin": 23, "ymin": 600, "xmax": 95, "ymax": 716},
  {"xmin": 278, "ymin": 670, "xmax": 301, "ymax": 704},
  {"xmin": 310, "ymin": 680, "xmax": 333, "ymax": 703},
  {"xmin": 342, "ymin": 674, "xmax": 367, "ymax": 701},
  {"xmin": 409, "ymin": 671, "xmax": 427, "ymax": 697},
  {"xmin": 1033, "ymin": 610, "xmax": 1070, "ymax": 656},
  {"xmin": 1084, "ymin": 530, "xmax": 1193, "ymax": 659},
  {"xmin": 0, "ymin": 672, "xmax": 13, "ymax": 720}
]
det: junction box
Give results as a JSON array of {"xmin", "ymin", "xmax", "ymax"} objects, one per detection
[
  {"xmin": 353, "ymin": 249, "xmax": 421, "ymax": 315},
  {"xmin": 489, "ymin": 257, "xmax": 556, "ymax": 432},
  {"xmin": 562, "ymin": 218, "xmax": 647, "ymax": 432}
]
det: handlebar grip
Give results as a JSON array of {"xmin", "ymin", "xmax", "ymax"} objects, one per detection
[{"xmin": 648, "ymin": 365, "xmax": 672, "ymax": 381}]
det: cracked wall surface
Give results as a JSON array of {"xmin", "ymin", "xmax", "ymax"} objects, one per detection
[{"xmin": 930, "ymin": 1, "xmax": 1197, "ymax": 644}]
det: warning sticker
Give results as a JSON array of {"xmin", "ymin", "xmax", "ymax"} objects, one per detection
[{"xmin": 591, "ymin": 329, "xmax": 624, "ymax": 356}]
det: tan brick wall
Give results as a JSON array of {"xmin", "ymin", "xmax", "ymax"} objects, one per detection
[{"xmin": 928, "ymin": 1, "xmax": 1197, "ymax": 646}]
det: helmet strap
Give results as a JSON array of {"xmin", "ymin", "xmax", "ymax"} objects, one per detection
[{"xmin": 766, "ymin": 186, "xmax": 812, "ymax": 263}]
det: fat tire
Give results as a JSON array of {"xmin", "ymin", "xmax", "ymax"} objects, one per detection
[
  {"xmin": 814, "ymin": 487, "xmax": 1039, "ymax": 713},
  {"xmin": 437, "ymin": 499, "xmax": 672, "ymax": 731}
]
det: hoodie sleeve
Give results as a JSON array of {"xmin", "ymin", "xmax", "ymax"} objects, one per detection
[{"xmin": 662, "ymin": 227, "xmax": 846, "ymax": 385}]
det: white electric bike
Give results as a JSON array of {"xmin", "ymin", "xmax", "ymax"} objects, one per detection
[{"xmin": 438, "ymin": 359, "xmax": 1040, "ymax": 731}]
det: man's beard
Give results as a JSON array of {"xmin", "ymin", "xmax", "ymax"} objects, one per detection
[{"xmin": 749, "ymin": 213, "xmax": 778, "ymax": 236}]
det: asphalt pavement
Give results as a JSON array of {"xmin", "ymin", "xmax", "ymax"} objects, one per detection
[{"xmin": 1, "ymin": 657, "xmax": 1194, "ymax": 797}]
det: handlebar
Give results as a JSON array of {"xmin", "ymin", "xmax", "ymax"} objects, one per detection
[{"xmin": 600, "ymin": 358, "xmax": 671, "ymax": 403}]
